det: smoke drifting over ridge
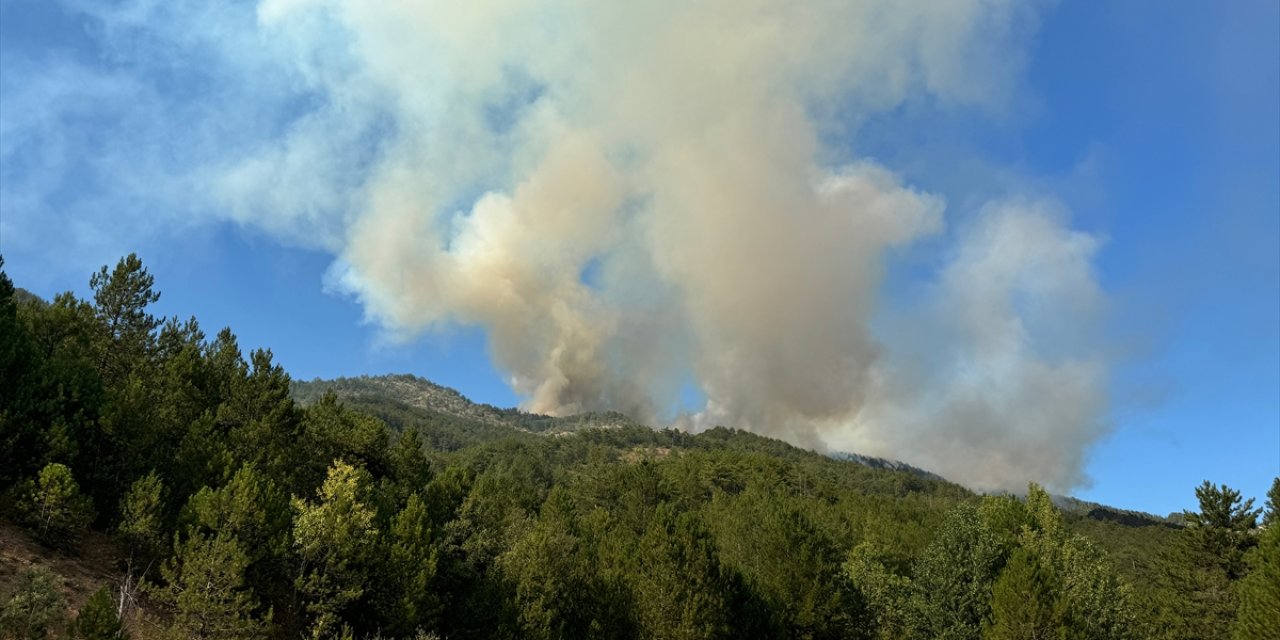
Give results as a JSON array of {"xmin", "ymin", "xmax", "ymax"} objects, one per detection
[
  {"xmin": 244, "ymin": 0, "xmax": 1106, "ymax": 492},
  {"xmin": 15, "ymin": 0, "xmax": 1107, "ymax": 491}
]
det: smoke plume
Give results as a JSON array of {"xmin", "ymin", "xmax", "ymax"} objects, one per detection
[
  {"xmin": 241, "ymin": 0, "xmax": 1105, "ymax": 492},
  {"xmin": 23, "ymin": 0, "xmax": 1108, "ymax": 491}
]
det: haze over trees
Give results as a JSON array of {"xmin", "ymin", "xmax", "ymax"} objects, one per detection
[{"xmin": 0, "ymin": 254, "xmax": 1276, "ymax": 638}]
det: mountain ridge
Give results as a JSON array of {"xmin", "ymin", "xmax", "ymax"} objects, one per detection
[{"xmin": 290, "ymin": 373, "xmax": 1176, "ymax": 527}]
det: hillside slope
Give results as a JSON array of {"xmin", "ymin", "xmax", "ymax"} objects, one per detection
[
  {"xmin": 4, "ymin": 256, "xmax": 1236, "ymax": 640},
  {"xmin": 0, "ymin": 518, "xmax": 163, "ymax": 639}
]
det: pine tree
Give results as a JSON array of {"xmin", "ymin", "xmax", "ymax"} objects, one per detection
[
  {"xmin": 986, "ymin": 548, "xmax": 1059, "ymax": 640},
  {"xmin": 149, "ymin": 532, "xmax": 271, "ymax": 640},
  {"xmin": 634, "ymin": 508, "xmax": 736, "ymax": 640},
  {"xmin": 118, "ymin": 471, "xmax": 166, "ymax": 561},
  {"xmin": 1150, "ymin": 481, "xmax": 1260, "ymax": 640},
  {"xmin": 1233, "ymin": 522, "xmax": 1280, "ymax": 640},
  {"xmin": 0, "ymin": 256, "xmax": 41, "ymax": 486},
  {"xmin": 1019, "ymin": 485, "xmax": 1138, "ymax": 640},
  {"xmin": 89, "ymin": 253, "xmax": 160, "ymax": 387},
  {"xmin": 390, "ymin": 428, "xmax": 433, "ymax": 496},
  {"xmin": 383, "ymin": 493, "xmax": 440, "ymax": 634},
  {"xmin": 68, "ymin": 587, "xmax": 129, "ymax": 640},
  {"xmin": 183, "ymin": 463, "xmax": 291, "ymax": 567},
  {"xmin": 1263, "ymin": 477, "xmax": 1279, "ymax": 529},
  {"xmin": 218, "ymin": 349, "xmax": 306, "ymax": 489},
  {"xmin": 844, "ymin": 544, "xmax": 916, "ymax": 640},
  {"xmin": 1184, "ymin": 481, "xmax": 1261, "ymax": 579},
  {"xmin": 293, "ymin": 460, "xmax": 378, "ymax": 637},
  {"xmin": 0, "ymin": 567, "xmax": 68, "ymax": 640},
  {"xmin": 910, "ymin": 501, "xmax": 1016, "ymax": 640},
  {"xmin": 302, "ymin": 392, "xmax": 391, "ymax": 481},
  {"xmin": 17, "ymin": 462, "xmax": 94, "ymax": 547}
]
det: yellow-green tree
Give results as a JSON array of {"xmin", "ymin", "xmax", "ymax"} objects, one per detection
[
  {"xmin": 18, "ymin": 462, "xmax": 94, "ymax": 547},
  {"xmin": 149, "ymin": 532, "xmax": 271, "ymax": 640},
  {"xmin": 293, "ymin": 460, "xmax": 378, "ymax": 637},
  {"xmin": 118, "ymin": 471, "xmax": 166, "ymax": 560}
]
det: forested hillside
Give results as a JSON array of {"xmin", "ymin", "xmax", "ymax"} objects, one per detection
[{"xmin": 1, "ymin": 255, "xmax": 1276, "ymax": 639}]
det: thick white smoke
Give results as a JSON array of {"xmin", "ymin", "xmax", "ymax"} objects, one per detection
[
  {"xmin": 835, "ymin": 200, "xmax": 1109, "ymax": 490},
  {"xmin": 16, "ymin": 0, "xmax": 1105, "ymax": 491},
  {"xmin": 238, "ymin": 0, "xmax": 1105, "ymax": 492}
]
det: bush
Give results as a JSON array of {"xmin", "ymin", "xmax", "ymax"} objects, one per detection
[
  {"xmin": 67, "ymin": 587, "xmax": 129, "ymax": 640},
  {"xmin": 0, "ymin": 566, "xmax": 68, "ymax": 640}
]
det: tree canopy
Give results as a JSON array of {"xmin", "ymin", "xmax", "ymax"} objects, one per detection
[{"xmin": 0, "ymin": 254, "xmax": 1273, "ymax": 639}]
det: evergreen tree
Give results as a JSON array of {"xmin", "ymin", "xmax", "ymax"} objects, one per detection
[
  {"xmin": 910, "ymin": 501, "xmax": 1016, "ymax": 640},
  {"xmin": 117, "ymin": 471, "xmax": 166, "ymax": 561},
  {"xmin": 382, "ymin": 493, "xmax": 441, "ymax": 634},
  {"xmin": 149, "ymin": 532, "xmax": 271, "ymax": 640},
  {"xmin": 986, "ymin": 548, "xmax": 1058, "ymax": 640},
  {"xmin": 181, "ymin": 462, "xmax": 294, "ymax": 625},
  {"xmin": 390, "ymin": 428, "xmax": 434, "ymax": 497},
  {"xmin": 844, "ymin": 544, "xmax": 916, "ymax": 640},
  {"xmin": 633, "ymin": 508, "xmax": 736, "ymax": 640},
  {"xmin": 0, "ymin": 567, "xmax": 67, "ymax": 640},
  {"xmin": 497, "ymin": 509, "xmax": 590, "ymax": 639},
  {"xmin": 1150, "ymin": 481, "xmax": 1261, "ymax": 640},
  {"xmin": 17, "ymin": 463, "xmax": 94, "ymax": 547},
  {"xmin": 1014, "ymin": 486, "xmax": 1138, "ymax": 640},
  {"xmin": 1233, "ymin": 522, "xmax": 1280, "ymax": 640},
  {"xmin": 183, "ymin": 463, "xmax": 292, "ymax": 567},
  {"xmin": 89, "ymin": 254, "xmax": 160, "ymax": 387},
  {"xmin": 710, "ymin": 487, "xmax": 868, "ymax": 639},
  {"xmin": 1183, "ymin": 481, "xmax": 1261, "ymax": 579},
  {"xmin": 67, "ymin": 587, "xmax": 129, "ymax": 640},
  {"xmin": 293, "ymin": 460, "xmax": 378, "ymax": 637},
  {"xmin": 0, "ymin": 257, "xmax": 40, "ymax": 486},
  {"xmin": 205, "ymin": 328, "xmax": 248, "ymax": 405},
  {"xmin": 1263, "ymin": 477, "xmax": 1279, "ymax": 529},
  {"xmin": 302, "ymin": 392, "xmax": 392, "ymax": 481},
  {"xmin": 218, "ymin": 349, "xmax": 306, "ymax": 490}
]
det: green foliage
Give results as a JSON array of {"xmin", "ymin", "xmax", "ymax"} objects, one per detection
[
  {"xmin": 1263, "ymin": 477, "xmax": 1279, "ymax": 529},
  {"xmin": 303, "ymin": 393, "xmax": 392, "ymax": 482},
  {"xmin": 293, "ymin": 460, "xmax": 378, "ymax": 637},
  {"xmin": 380, "ymin": 493, "xmax": 441, "ymax": 634},
  {"xmin": 902, "ymin": 488, "xmax": 1139, "ymax": 640},
  {"xmin": 986, "ymin": 547, "xmax": 1058, "ymax": 640},
  {"xmin": 0, "ymin": 258, "xmax": 39, "ymax": 487},
  {"xmin": 631, "ymin": 508, "xmax": 737, "ymax": 640},
  {"xmin": 1233, "ymin": 521, "xmax": 1280, "ymax": 640},
  {"xmin": 497, "ymin": 507, "xmax": 603, "ymax": 639},
  {"xmin": 390, "ymin": 429, "xmax": 434, "ymax": 496},
  {"xmin": 117, "ymin": 471, "xmax": 166, "ymax": 559},
  {"xmin": 910, "ymin": 499, "xmax": 1017, "ymax": 640},
  {"xmin": 709, "ymin": 486, "xmax": 868, "ymax": 639},
  {"xmin": 0, "ymin": 567, "xmax": 67, "ymax": 640},
  {"xmin": 219, "ymin": 349, "xmax": 307, "ymax": 491},
  {"xmin": 89, "ymin": 253, "xmax": 160, "ymax": 387},
  {"xmin": 67, "ymin": 587, "xmax": 129, "ymax": 640},
  {"xmin": 1145, "ymin": 480, "xmax": 1267, "ymax": 640},
  {"xmin": 17, "ymin": 463, "xmax": 94, "ymax": 547},
  {"xmin": 183, "ymin": 463, "xmax": 291, "ymax": 565},
  {"xmin": 1184, "ymin": 481, "xmax": 1262, "ymax": 579},
  {"xmin": 149, "ymin": 532, "xmax": 271, "ymax": 640},
  {"xmin": 844, "ymin": 547, "xmax": 911, "ymax": 640},
  {"xmin": 0, "ymin": 255, "xmax": 1261, "ymax": 639}
]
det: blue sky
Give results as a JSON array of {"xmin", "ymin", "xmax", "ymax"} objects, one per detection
[{"xmin": 1, "ymin": 0, "xmax": 1276, "ymax": 515}]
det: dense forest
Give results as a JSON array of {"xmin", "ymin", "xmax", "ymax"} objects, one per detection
[{"xmin": 0, "ymin": 254, "xmax": 1276, "ymax": 640}]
